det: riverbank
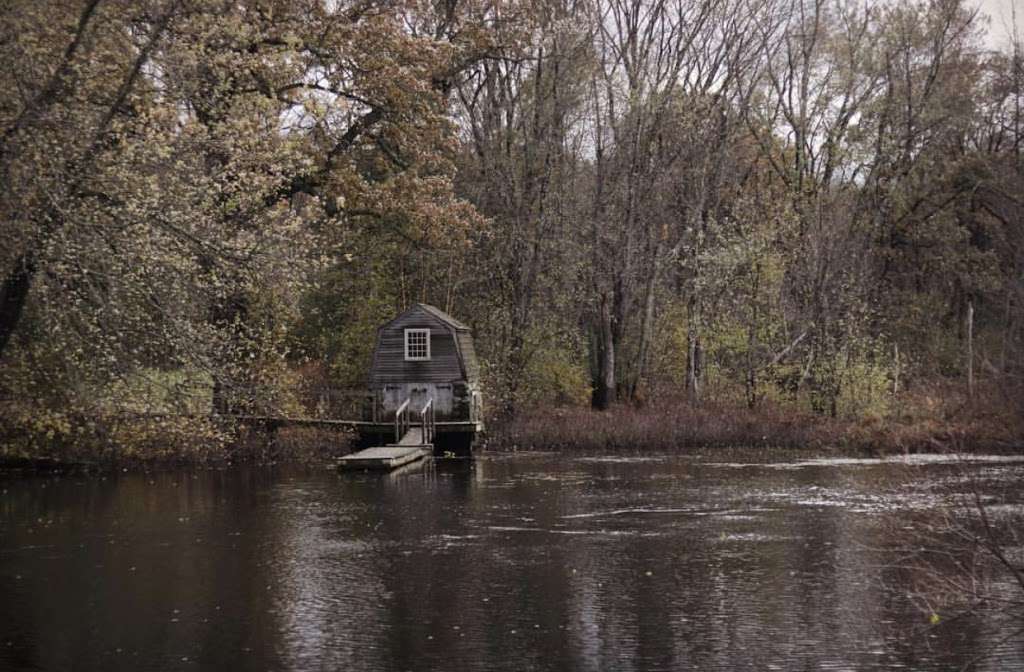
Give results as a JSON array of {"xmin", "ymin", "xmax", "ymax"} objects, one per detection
[
  {"xmin": 489, "ymin": 389, "xmax": 1024, "ymax": 454},
  {"xmin": 3, "ymin": 383, "xmax": 1021, "ymax": 472},
  {"xmin": 0, "ymin": 409, "xmax": 354, "ymax": 473}
]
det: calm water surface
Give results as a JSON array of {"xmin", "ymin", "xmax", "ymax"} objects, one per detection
[{"xmin": 1, "ymin": 449, "xmax": 1023, "ymax": 671}]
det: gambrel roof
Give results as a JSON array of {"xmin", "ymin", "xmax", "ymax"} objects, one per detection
[{"xmin": 368, "ymin": 304, "xmax": 479, "ymax": 386}]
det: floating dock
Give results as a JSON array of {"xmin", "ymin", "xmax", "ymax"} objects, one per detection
[
  {"xmin": 337, "ymin": 426, "xmax": 432, "ymax": 471},
  {"xmin": 337, "ymin": 445, "xmax": 429, "ymax": 470}
]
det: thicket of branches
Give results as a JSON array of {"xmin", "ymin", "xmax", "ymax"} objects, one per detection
[
  {"xmin": 453, "ymin": 0, "xmax": 1024, "ymax": 419},
  {"xmin": 0, "ymin": 0, "xmax": 1022, "ymax": 452}
]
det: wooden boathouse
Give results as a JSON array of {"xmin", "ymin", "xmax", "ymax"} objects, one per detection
[{"xmin": 340, "ymin": 304, "xmax": 484, "ymax": 468}]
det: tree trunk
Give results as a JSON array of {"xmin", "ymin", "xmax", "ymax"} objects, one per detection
[
  {"xmin": 592, "ymin": 296, "xmax": 617, "ymax": 410},
  {"xmin": 502, "ymin": 331, "xmax": 527, "ymax": 419},
  {"xmin": 0, "ymin": 254, "xmax": 36, "ymax": 359},
  {"xmin": 687, "ymin": 332, "xmax": 702, "ymax": 403},
  {"xmin": 744, "ymin": 266, "xmax": 760, "ymax": 409},
  {"xmin": 745, "ymin": 324, "xmax": 757, "ymax": 409},
  {"xmin": 211, "ymin": 378, "xmax": 229, "ymax": 415},
  {"xmin": 629, "ymin": 248, "xmax": 662, "ymax": 402},
  {"xmin": 893, "ymin": 342, "xmax": 900, "ymax": 395},
  {"xmin": 1000, "ymin": 290, "xmax": 1009, "ymax": 374},
  {"xmin": 686, "ymin": 295, "xmax": 702, "ymax": 403},
  {"xmin": 966, "ymin": 297, "xmax": 974, "ymax": 399},
  {"xmin": 209, "ymin": 291, "xmax": 251, "ymax": 416}
]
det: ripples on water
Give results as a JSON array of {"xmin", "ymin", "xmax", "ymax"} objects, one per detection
[{"xmin": 1, "ymin": 450, "xmax": 1022, "ymax": 671}]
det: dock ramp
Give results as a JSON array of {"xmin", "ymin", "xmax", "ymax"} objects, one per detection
[{"xmin": 338, "ymin": 400, "xmax": 434, "ymax": 471}]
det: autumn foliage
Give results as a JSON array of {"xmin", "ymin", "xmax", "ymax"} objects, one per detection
[{"xmin": 1, "ymin": 0, "xmax": 1022, "ymax": 461}]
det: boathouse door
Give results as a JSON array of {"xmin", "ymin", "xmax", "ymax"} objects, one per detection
[{"xmin": 409, "ymin": 385, "xmax": 430, "ymax": 413}]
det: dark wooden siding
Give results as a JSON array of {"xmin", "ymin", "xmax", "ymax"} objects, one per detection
[{"xmin": 369, "ymin": 306, "xmax": 467, "ymax": 385}]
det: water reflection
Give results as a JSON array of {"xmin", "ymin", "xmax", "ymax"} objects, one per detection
[{"xmin": 1, "ymin": 452, "xmax": 1022, "ymax": 671}]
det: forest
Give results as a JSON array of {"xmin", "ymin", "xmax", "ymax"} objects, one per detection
[{"xmin": 1, "ymin": 0, "xmax": 1022, "ymax": 459}]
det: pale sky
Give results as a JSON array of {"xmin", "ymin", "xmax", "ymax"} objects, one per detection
[{"xmin": 973, "ymin": 0, "xmax": 1021, "ymax": 49}]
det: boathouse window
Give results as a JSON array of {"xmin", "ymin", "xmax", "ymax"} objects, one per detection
[{"xmin": 404, "ymin": 328, "xmax": 430, "ymax": 360}]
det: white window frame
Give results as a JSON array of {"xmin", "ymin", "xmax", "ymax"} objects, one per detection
[{"xmin": 404, "ymin": 328, "xmax": 431, "ymax": 361}]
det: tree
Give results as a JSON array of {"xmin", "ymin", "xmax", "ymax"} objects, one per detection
[
  {"xmin": 583, "ymin": 0, "xmax": 765, "ymax": 407},
  {"xmin": 454, "ymin": 0, "xmax": 591, "ymax": 415},
  {"xmin": 0, "ymin": 0, "xmax": 506, "ymax": 440}
]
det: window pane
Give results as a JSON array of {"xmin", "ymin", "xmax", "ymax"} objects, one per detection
[{"xmin": 405, "ymin": 329, "xmax": 429, "ymax": 359}]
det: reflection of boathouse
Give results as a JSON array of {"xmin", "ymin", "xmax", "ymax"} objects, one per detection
[{"xmin": 362, "ymin": 303, "xmax": 484, "ymax": 452}]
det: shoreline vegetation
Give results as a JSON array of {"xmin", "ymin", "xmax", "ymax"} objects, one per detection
[
  {"xmin": 2, "ymin": 381, "xmax": 1021, "ymax": 473},
  {"xmin": 0, "ymin": 410, "xmax": 358, "ymax": 472},
  {"xmin": 491, "ymin": 392, "xmax": 1024, "ymax": 455}
]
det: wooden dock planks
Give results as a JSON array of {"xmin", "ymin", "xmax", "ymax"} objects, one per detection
[
  {"xmin": 337, "ymin": 445, "xmax": 429, "ymax": 470},
  {"xmin": 337, "ymin": 427, "xmax": 432, "ymax": 471},
  {"xmin": 393, "ymin": 426, "xmax": 425, "ymax": 446}
]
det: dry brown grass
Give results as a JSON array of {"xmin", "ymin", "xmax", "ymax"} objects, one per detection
[
  {"xmin": 492, "ymin": 400, "xmax": 824, "ymax": 451},
  {"xmin": 490, "ymin": 383, "xmax": 1024, "ymax": 454}
]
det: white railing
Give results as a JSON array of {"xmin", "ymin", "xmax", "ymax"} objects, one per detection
[
  {"xmin": 394, "ymin": 398, "xmax": 410, "ymax": 444},
  {"xmin": 420, "ymin": 398, "xmax": 435, "ymax": 444}
]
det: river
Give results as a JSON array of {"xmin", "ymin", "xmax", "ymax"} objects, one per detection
[{"xmin": 2, "ymin": 449, "xmax": 1022, "ymax": 671}]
